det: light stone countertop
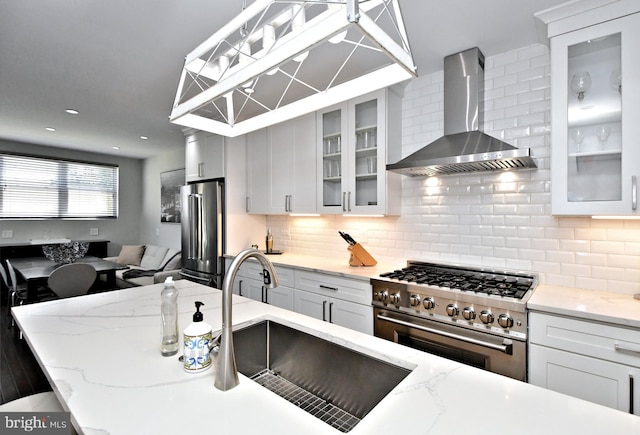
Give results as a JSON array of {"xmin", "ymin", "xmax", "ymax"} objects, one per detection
[
  {"xmin": 528, "ymin": 284, "xmax": 640, "ymax": 328},
  {"xmin": 12, "ymin": 280, "xmax": 640, "ymax": 434},
  {"xmin": 224, "ymin": 251, "xmax": 405, "ymax": 282}
]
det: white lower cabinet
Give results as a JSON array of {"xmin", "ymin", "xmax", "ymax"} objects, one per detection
[
  {"xmin": 231, "ymin": 261, "xmax": 294, "ymax": 311},
  {"xmin": 529, "ymin": 312, "xmax": 640, "ymax": 415},
  {"xmin": 294, "ymin": 270, "xmax": 373, "ymax": 335},
  {"xmin": 225, "ymin": 258, "xmax": 373, "ymax": 335}
]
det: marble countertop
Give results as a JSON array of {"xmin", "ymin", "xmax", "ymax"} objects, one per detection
[
  {"xmin": 224, "ymin": 251, "xmax": 405, "ymax": 282},
  {"xmin": 12, "ymin": 280, "xmax": 640, "ymax": 434},
  {"xmin": 529, "ymin": 284, "xmax": 640, "ymax": 328}
]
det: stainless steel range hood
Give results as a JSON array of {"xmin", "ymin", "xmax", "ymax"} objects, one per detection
[{"xmin": 387, "ymin": 47, "xmax": 537, "ymax": 177}]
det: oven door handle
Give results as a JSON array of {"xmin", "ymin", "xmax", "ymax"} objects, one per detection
[{"xmin": 376, "ymin": 313, "xmax": 513, "ymax": 354}]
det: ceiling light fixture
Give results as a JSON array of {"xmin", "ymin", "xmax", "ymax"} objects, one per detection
[
  {"xmin": 170, "ymin": 0, "xmax": 416, "ymax": 137},
  {"xmin": 65, "ymin": 109, "xmax": 79, "ymax": 115},
  {"xmin": 112, "ymin": 146, "xmax": 121, "ymax": 150},
  {"xmin": 140, "ymin": 136, "xmax": 149, "ymax": 140},
  {"xmin": 45, "ymin": 127, "xmax": 56, "ymax": 132}
]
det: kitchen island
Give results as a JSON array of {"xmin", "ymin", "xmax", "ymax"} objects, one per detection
[{"xmin": 12, "ymin": 280, "xmax": 640, "ymax": 434}]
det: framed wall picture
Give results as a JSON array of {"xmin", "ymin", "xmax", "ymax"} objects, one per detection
[{"xmin": 160, "ymin": 169, "xmax": 185, "ymax": 223}]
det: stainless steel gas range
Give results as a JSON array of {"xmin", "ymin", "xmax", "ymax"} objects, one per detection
[{"xmin": 371, "ymin": 261, "xmax": 538, "ymax": 381}]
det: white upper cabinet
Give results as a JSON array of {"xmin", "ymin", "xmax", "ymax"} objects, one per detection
[
  {"xmin": 246, "ymin": 128, "xmax": 268, "ymax": 214},
  {"xmin": 185, "ymin": 131, "xmax": 225, "ymax": 182},
  {"xmin": 266, "ymin": 113, "xmax": 317, "ymax": 214},
  {"xmin": 549, "ymin": 8, "xmax": 640, "ymax": 215},
  {"xmin": 317, "ymin": 89, "xmax": 401, "ymax": 216}
]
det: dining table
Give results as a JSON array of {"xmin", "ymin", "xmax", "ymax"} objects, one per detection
[{"xmin": 9, "ymin": 255, "xmax": 127, "ymax": 301}]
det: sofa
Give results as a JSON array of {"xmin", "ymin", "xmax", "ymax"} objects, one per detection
[{"xmin": 105, "ymin": 245, "xmax": 182, "ymax": 288}]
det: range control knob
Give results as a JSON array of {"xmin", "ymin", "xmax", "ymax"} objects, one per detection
[
  {"xmin": 498, "ymin": 313, "xmax": 514, "ymax": 329},
  {"xmin": 377, "ymin": 290, "xmax": 389, "ymax": 303},
  {"xmin": 446, "ymin": 303, "xmax": 459, "ymax": 317},
  {"xmin": 479, "ymin": 310, "xmax": 494, "ymax": 324},
  {"xmin": 389, "ymin": 293, "xmax": 401, "ymax": 305},
  {"xmin": 462, "ymin": 307, "xmax": 476, "ymax": 321},
  {"xmin": 423, "ymin": 297, "xmax": 436, "ymax": 310},
  {"xmin": 410, "ymin": 294, "xmax": 421, "ymax": 307}
]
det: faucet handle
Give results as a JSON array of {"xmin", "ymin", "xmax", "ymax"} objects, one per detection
[{"xmin": 262, "ymin": 269, "xmax": 272, "ymax": 285}]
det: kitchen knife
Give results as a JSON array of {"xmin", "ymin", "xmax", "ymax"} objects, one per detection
[
  {"xmin": 338, "ymin": 231, "xmax": 355, "ymax": 245},
  {"xmin": 338, "ymin": 231, "xmax": 357, "ymax": 245}
]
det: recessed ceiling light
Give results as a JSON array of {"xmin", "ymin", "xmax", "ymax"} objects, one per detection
[
  {"xmin": 112, "ymin": 146, "xmax": 120, "ymax": 150},
  {"xmin": 65, "ymin": 109, "xmax": 79, "ymax": 115},
  {"xmin": 140, "ymin": 136, "xmax": 148, "ymax": 140},
  {"xmin": 45, "ymin": 127, "xmax": 56, "ymax": 132}
]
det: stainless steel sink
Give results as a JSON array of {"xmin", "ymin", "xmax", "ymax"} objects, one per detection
[{"xmin": 233, "ymin": 320, "xmax": 412, "ymax": 433}]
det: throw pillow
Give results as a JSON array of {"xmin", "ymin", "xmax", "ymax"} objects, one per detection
[{"xmin": 116, "ymin": 245, "xmax": 145, "ymax": 266}]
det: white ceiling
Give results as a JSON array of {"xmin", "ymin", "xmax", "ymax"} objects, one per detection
[{"xmin": 0, "ymin": 0, "xmax": 569, "ymax": 159}]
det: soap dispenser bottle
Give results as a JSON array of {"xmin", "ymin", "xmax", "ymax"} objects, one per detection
[
  {"xmin": 183, "ymin": 301, "xmax": 213, "ymax": 373},
  {"xmin": 160, "ymin": 276, "xmax": 179, "ymax": 356}
]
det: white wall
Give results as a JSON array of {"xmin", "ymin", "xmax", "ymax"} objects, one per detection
[
  {"xmin": 265, "ymin": 43, "xmax": 640, "ymax": 296},
  {"xmin": 0, "ymin": 139, "xmax": 143, "ymax": 256},
  {"xmin": 140, "ymin": 148, "xmax": 184, "ymax": 249}
]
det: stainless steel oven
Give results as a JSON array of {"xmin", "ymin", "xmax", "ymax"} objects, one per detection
[{"xmin": 371, "ymin": 261, "xmax": 536, "ymax": 382}]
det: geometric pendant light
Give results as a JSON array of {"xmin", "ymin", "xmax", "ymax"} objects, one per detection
[{"xmin": 170, "ymin": 0, "xmax": 417, "ymax": 137}]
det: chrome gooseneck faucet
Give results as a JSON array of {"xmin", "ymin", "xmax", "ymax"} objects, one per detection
[{"xmin": 211, "ymin": 248, "xmax": 279, "ymax": 391}]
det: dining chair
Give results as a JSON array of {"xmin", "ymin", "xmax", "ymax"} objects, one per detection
[
  {"xmin": 3, "ymin": 260, "xmax": 29, "ymax": 326},
  {"xmin": 47, "ymin": 263, "xmax": 97, "ymax": 298}
]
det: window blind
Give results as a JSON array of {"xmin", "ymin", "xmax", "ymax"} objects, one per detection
[{"xmin": 0, "ymin": 153, "xmax": 119, "ymax": 219}]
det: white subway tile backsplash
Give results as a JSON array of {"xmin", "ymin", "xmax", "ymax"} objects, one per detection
[{"xmin": 265, "ymin": 44, "xmax": 640, "ymax": 295}]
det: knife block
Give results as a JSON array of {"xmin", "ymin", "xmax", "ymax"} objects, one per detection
[{"xmin": 347, "ymin": 243, "xmax": 377, "ymax": 267}]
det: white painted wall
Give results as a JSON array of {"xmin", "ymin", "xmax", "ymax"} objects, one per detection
[
  {"xmin": 265, "ymin": 44, "xmax": 640, "ymax": 295},
  {"xmin": 140, "ymin": 148, "xmax": 184, "ymax": 249}
]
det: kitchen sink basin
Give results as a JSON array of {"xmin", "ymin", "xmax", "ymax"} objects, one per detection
[{"xmin": 233, "ymin": 320, "xmax": 412, "ymax": 433}]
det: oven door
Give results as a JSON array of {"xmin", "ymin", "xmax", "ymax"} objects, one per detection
[{"xmin": 374, "ymin": 307, "xmax": 526, "ymax": 381}]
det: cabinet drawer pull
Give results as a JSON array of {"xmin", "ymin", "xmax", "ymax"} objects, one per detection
[
  {"xmin": 615, "ymin": 343, "xmax": 640, "ymax": 355},
  {"xmin": 632, "ymin": 176, "xmax": 637, "ymax": 211},
  {"xmin": 319, "ymin": 284, "xmax": 338, "ymax": 291}
]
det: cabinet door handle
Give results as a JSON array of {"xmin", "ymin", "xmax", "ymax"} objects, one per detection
[
  {"xmin": 342, "ymin": 192, "xmax": 346, "ymax": 212},
  {"xmin": 198, "ymin": 162, "xmax": 204, "ymax": 178},
  {"xmin": 245, "ymin": 196, "xmax": 250, "ymax": 213},
  {"xmin": 347, "ymin": 191, "xmax": 352, "ymax": 212},
  {"xmin": 329, "ymin": 302, "xmax": 334, "ymax": 323},
  {"xmin": 239, "ymin": 280, "xmax": 243, "ymax": 297},
  {"xmin": 630, "ymin": 374, "xmax": 635, "ymax": 414},
  {"xmin": 262, "ymin": 286, "xmax": 267, "ymax": 304},
  {"xmin": 632, "ymin": 176, "xmax": 637, "ymax": 211},
  {"xmin": 319, "ymin": 284, "xmax": 338, "ymax": 291},
  {"xmin": 322, "ymin": 301, "xmax": 327, "ymax": 321}
]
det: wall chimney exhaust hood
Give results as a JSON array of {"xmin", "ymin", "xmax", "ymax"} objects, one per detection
[
  {"xmin": 169, "ymin": 0, "xmax": 416, "ymax": 138},
  {"xmin": 387, "ymin": 47, "xmax": 537, "ymax": 177}
]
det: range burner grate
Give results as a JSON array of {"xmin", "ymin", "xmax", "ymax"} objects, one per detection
[
  {"xmin": 379, "ymin": 263, "xmax": 535, "ymax": 299},
  {"xmin": 250, "ymin": 369, "xmax": 361, "ymax": 433}
]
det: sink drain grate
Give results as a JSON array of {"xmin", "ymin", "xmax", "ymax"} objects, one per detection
[{"xmin": 250, "ymin": 369, "xmax": 361, "ymax": 433}]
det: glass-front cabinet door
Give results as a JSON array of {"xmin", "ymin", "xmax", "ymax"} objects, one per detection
[
  {"xmin": 551, "ymin": 13, "xmax": 640, "ymax": 215},
  {"xmin": 317, "ymin": 89, "xmax": 397, "ymax": 215}
]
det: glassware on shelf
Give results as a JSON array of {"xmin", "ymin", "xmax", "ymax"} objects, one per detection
[
  {"xmin": 596, "ymin": 125, "xmax": 611, "ymax": 149},
  {"xmin": 323, "ymin": 135, "xmax": 341, "ymax": 155},
  {"xmin": 323, "ymin": 159, "xmax": 340, "ymax": 178},
  {"xmin": 609, "ymin": 68, "xmax": 622, "ymax": 94},
  {"xmin": 571, "ymin": 128, "xmax": 585, "ymax": 152},
  {"xmin": 570, "ymin": 71, "xmax": 592, "ymax": 101},
  {"xmin": 366, "ymin": 156, "xmax": 377, "ymax": 174}
]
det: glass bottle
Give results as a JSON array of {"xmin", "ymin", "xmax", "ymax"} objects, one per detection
[{"xmin": 160, "ymin": 277, "xmax": 179, "ymax": 356}]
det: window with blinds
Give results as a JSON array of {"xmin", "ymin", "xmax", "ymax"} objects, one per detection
[{"xmin": 0, "ymin": 153, "xmax": 119, "ymax": 219}]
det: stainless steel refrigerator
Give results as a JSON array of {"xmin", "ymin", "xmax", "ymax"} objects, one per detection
[{"xmin": 180, "ymin": 179, "xmax": 225, "ymax": 288}]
